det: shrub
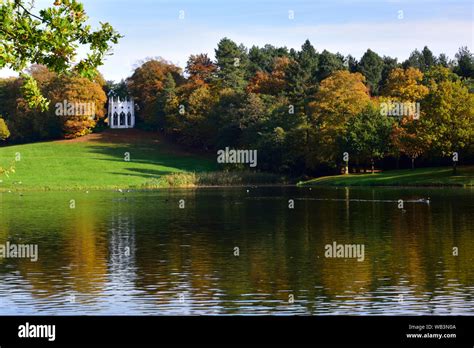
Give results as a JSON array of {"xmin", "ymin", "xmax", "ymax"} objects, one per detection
[
  {"xmin": 141, "ymin": 171, "xmax": 285, "ymax": 188},
  {"xmin": 0, "ymin": 118, "xmax": 11, "ymax": 141}
]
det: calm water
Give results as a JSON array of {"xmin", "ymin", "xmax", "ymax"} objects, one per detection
[{"xmin": 0, "ymin": 187, "xmax": 473, "ymax": 315}]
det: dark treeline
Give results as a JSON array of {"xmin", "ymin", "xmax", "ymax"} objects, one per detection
[{"xmin": 1, "ymin": 39, "xmax": 473, "ymax": 176}]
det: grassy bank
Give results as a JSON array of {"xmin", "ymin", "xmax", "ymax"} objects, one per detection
[
  {"xmin": 298, "ymin": 166, "xmax": 474, "ymax": 187},
  {"xmin": 0, "ymin": 130, "xmax": 285, "ymax": 191},
  {"xmin": 0, "ymin": 130, "xmax": 218, "ymax": 191},
  {"xmin": 2, "ymin": 131, "xmax": 471, "ymax": 191}
]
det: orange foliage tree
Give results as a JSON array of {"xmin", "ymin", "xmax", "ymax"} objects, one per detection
[
  {"xmin": 47, "ymin": 74, "xmax": 107, "ymax": 139},
  {"xmin": 391, "ymin": 116, "xmax": 429, "ymax": 169},
  {"xmin": 247, "ymin": 56, "xmax": 291, "ymax": 95},
  {"xmin": 127, "ymin": 58, "xmax": 184, "ymax": 128}
]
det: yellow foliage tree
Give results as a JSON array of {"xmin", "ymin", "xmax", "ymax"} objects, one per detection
[
  {"xmin": 308, "ymin": 71, "xmax": 371, "ymax": 166},
  {"xmin": 383, "ymin": 67, "xmax": 429, "ymax": 102}
]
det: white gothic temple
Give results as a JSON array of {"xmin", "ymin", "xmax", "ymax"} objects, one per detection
[{"xmin": 108, "ymin": 97, "xmax": 135, "ymax": 129}]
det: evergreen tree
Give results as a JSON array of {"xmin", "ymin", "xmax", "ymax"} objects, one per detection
[
  {"xmin": 358, "ymin": 49, "xmax": 384, "ymax": 95},
  {"xmin": 215, "ymin": 38, "xmax": 248, "ymax": 89},
  {"xmin": 380, "ymin": 56, "xmax": 399, "ymax": 91},
  {"xmin": 317, "ymin": 50, "xmax": 345, "ymax": 81},
  {"xmin": 347, "ymin": 55, "xmax": 358, "ymax": 73},
  {"xmin": 454, "ymin": 47, "xmax": 474, "ymax": 78},
  {"xmin": 284, "ymin": 40, "xmax": 319, "ymax": 101},
  {"xmin": 403, "ymin": 46, "xmax": 437, "ymax": 72}
]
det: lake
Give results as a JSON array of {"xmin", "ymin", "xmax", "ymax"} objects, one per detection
[{"xmin": 0, "ymin": 187, "xmax": 473, "ymax": 315}]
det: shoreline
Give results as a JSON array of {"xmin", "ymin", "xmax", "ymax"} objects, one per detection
[
  {"xmin": 298, "ymin": 166, "xmax": 474, "ymax": 188},
  {"xmin": 1, "ymin": 182, "xmax": 472, "ymax": 193}
]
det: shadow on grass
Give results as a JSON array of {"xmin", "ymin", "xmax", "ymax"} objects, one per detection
[
  {"xmin": 85, "ymin": 144, "xmax": 217, "ymax": 173},
  {"xmin": 109, "ymin": 167, "xmax": 180, "ymax": 179}
]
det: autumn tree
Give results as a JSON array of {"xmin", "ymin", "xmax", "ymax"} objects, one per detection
[
  {"xmin": 383, "ymin": 67, "xmax": 429, "ymax": 101},
  {"xmin": 311, "ymin": 71, "xmax": 371, "ymax": 123},
  {"xmin": 391, "ymin": 116, "xmax": 428, "ymax": 169},
  {"xmin": 309, "ymin": 71, "xmax": 371, "ymax": 168},
  {"xmin": 380, "ymin": 67, "xmax": 429, "ymax": 167},
  {"xmin": 127, "ymin": 58, "xmax": 183, "ymax": 129},
  {"xmin": 47, "ymin": 73, "xmax": 107, "ymax": 138},
  {"xmin": 247, "ymin": 56, "xmax": 291, "ymax": 95},
  {"xmin": 185, "ymin": 54, "xmax": 217, "ymax": 85}
]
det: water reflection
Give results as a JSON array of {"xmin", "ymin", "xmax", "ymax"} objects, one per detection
[{"xmin": 0, "ymin": 187, "xmax": 473, "ymax": 315}]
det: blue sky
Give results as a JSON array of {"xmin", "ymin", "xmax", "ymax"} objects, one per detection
[{"xmin": 1, "ymin": 0, "xmax": 472, "ymax": 81}]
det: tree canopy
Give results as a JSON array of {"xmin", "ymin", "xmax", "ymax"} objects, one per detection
[
  {"xmin": 0, "ymin": 0, "xmax": 121, "ymax": 109},
  {"xmin": 1, "ymin": 35, "xmax": 472, "ymax": 176}
]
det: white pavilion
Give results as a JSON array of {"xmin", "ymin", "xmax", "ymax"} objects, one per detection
[{"xmin": 108, "ymin": 96, "xmax": 135, "ymax": 129}]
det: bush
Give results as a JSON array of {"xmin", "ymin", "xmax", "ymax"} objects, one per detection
[
  {"xmin": 141, "ymin": 171, "xmax": 285, "ymax": 188},
  {"xmin": 0, "ymin": 118, "xmax": 10, "ymax": 141}
]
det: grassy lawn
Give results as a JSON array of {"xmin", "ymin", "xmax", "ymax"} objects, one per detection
[
  {"xmin": 298, "ymin": 166, "xmax": 474, "ymax": 187},
  {"xmin": 2, "ymin": 131, "xmax": 472, "ymax": 191},
  {"xmin": 0, "ymin": 129, "xmax": 217, "ymax": 191}
]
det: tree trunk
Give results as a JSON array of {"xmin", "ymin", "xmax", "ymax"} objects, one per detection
[
  {"xmin": 453, "ymin": 161, "xmax": 457, "ymax": 175},
  {"xmin": 411, "ymin": 157, "xmax": 415, "ymax": 170},
  {"xmin": 371, "ymin": 158, "xmax": 375, "ymax": 174},
  {"xmin": 345, "ymin": 162, "xmax": 349, "ymax": 175}
]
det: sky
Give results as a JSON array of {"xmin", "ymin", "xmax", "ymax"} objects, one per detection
[{"xmin": 1, "ymin": 0, "xmax": 473, "ymax": 81}]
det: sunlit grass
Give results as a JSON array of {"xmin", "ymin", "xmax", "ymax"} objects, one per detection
[
  {"xmin": 299, "ymin": 166, "xmax": 474, "ymax": 187},
  {"xmin": 0, "ymin": 131, "xmax": 217, "ymax": 191}
]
